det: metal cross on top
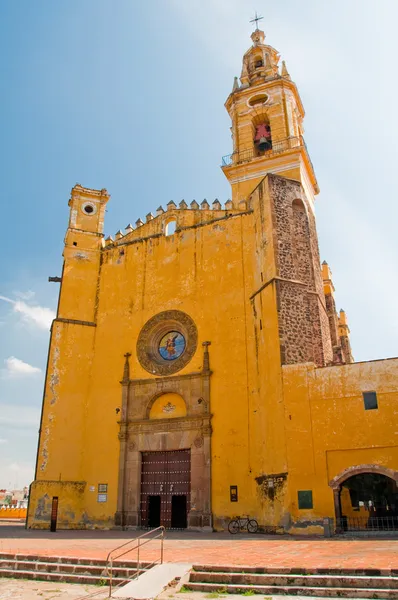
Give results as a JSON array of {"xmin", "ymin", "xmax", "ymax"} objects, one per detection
[{"xmin": 250, "ymin": 11, "xmax": 264, "ymax": 30}]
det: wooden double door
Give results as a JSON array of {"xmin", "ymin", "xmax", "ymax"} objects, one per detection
[{"xmin": 141, "ymin": 449, "xmax": 191, "ymax": 529}]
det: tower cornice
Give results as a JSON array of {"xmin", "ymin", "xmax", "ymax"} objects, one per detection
[{"xmin": 225, "ymin": 78, "xmax": 305, "ymax": 119}]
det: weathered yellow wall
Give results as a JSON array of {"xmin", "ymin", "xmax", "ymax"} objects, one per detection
[
  {"xmin": 29, "ymin": 171, "xmax": 300, "ymax": 531},
  {"xmin": 0, "ymin": 508, "xmax": 27, "ymax": 519},
  {"xmin": 282, "ymin": 359, "xmax": 398, "ymax": 530},
  {"xmin": 28, "ymin": 31, "xmax": 398, "ymax": 534},
  {"xmin": 28, "ymin": 178, "xmax": 398, "ymax": 534},
  {"xmin": 28, "ymin": 481, "xmax": 86, "ymax": 529}
]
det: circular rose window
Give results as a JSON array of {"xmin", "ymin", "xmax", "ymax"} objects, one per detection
[
  {"xmin": 81, "ymin": 202, "xmax": 97, "ymax": 215},
  {"xmin": 158, "ymin": 331, "xmax": 186, "ymax": 361},
  {"xmin": 137, "ymin": 311, "xmax": 197, "ymax": 375}
]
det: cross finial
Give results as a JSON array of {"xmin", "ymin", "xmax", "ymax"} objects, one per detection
[{"xmin": 250, "ymin": 11, "xmax": 263, "ymax": 31}]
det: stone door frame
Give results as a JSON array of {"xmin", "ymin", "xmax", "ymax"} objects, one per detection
[{"xmin": 115, "ymin": 343, "xmax": 212, "ymax": 531}]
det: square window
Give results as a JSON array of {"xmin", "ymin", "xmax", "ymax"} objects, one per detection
[
  {"xmin": 98, "ymin": 483, "xmax": 108, "ymax": 493},
  {"xmin": 363, "ymin": 391, "xmax": 378, "ymax": 410},
  {"xmin": 298, "ymin": 490, "xmax": 313, "ymax": 509}
]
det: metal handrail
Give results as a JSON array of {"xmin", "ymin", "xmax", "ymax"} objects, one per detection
[{"xmin": 106, "ymin": 526, "xmax": 165, "ymax": 597}]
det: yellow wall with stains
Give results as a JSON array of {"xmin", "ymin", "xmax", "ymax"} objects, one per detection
[
  {"xmin": 28, "ymin": 174, "xmax": 398, "ymax": 532},
  {"xmin": 27, "ymin": 30, "xmax": 398, "ymax": 533},
  {"xmin": 282, "ymin": 359, "xmax": 398, "ymax": 532}
]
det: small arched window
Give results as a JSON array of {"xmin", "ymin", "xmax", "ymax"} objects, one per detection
[
  {"xmin": 292, "ymin": 198, "xmax": 305, "ymax": 211},
  {"xmin": 165, "ymin": 220, "xmax": 177, "ymax": 236}
]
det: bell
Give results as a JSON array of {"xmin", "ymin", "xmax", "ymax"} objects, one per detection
[{"xmin": 257, "ymin": 136, "xmax": 270, "ymax": 151}]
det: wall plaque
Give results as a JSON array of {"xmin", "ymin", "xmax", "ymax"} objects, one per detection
[{"xmin": 230, "ymin": 485, "xmax": 238, "ymax": 502}]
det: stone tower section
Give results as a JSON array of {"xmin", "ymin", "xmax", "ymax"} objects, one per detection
[
  {"xmin": 58, "ymin": 184, "xmax": 109, "ymax": 323},
  {"xmin": 31, "ymin": 184, "xmax": 110, "ymax": 505},
  {"xmin": 338, "ymin": 309, "xmax": 354, "ymax": 363},
  {"xmin": 251, "ymin": 174, "xmax": 333, "ymax": 366},
  {"xmin": 322, "ymin": 261, "xmax": 354, "ymax": 364},
  {"xmin": 223, "ymin": 27, "xmax": 334, "ymax": 367},
  {"xmin": 222, "ymin": 28, "xmax": 319, "ymax": 205}
]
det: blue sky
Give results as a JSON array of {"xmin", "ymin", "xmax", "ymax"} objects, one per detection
[{"xmin": 0, "ymin": 0, "xmax": 397, "ymax": 489}]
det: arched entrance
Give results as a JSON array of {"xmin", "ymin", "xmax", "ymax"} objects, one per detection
[{"xmin": 329, "ymin": 465, "xmax": 398, "ymax": 532}]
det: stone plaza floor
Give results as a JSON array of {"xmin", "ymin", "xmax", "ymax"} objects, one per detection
[
  {"xmin": 0, "ymin": 578, "xmax": 109, "ymax": 599},
  {"xmin": 0, "ymin": 523, "xmax": 397, "ymax": 570},
  {"xmin": 0, "ymin": 579, "xmax": 356, "ymax": 600}
]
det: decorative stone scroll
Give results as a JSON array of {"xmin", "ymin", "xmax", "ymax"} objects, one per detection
[{"xmin": 136, "ymin": 310, "xmax": 198, "ymax": 376}]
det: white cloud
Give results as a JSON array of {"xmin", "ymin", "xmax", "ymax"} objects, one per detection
[
  {"xmin": 8, "ymin": 463, "xmax": 21, "ymax": 472},
  {"xmin": 0, "ymin": 439, "xmax": 8, "ymax": 445},
  {"xmin": 2, "ymin": 356, "xmax": 42, "ymax": 378},
  {"xmin": 14, "ymin": 290, "xmax": 35, "ymax": 301},
  {"xmin": 13, "ymin": 300, "xmax": 55, "ymax": 329},
  {"xmin": 0, "ymin": 294, "xmax": 55, "ymax": 330}
]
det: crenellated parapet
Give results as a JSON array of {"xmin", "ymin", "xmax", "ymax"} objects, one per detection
[{"xmin": 104, "ymin": 198, "xmax": 248, "ymax": 248}]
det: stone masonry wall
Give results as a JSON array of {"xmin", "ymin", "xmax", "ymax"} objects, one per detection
[
  {"xmin": 277, "ymin": 281, "xmax": 312, "ymax": 364},
  {"xmin": 340, "ymin": 334, "xmax": 354, "ymax": 364},
  {"xmin": 268, "ymin": 175, "xmax": 332, "ymax": 366},
  {"xmin": 325, "ymin": 292, "xmax": 344, "ymax": 364},
  {"xmin": 292, "ymin": 199, "xmax": 313, "ymax": 286}
]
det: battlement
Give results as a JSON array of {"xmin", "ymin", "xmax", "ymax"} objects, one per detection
[{"xmin": 104, "ymin": 198, "xmax": 250, "ymax": 247}]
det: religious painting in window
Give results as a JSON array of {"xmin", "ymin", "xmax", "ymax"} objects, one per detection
[
  {"xmin": 254, "ymin": 123, "xmax": 272, "ymax": 154},
  {"xmin": 158, "ymin": 331, "xmax": 186, "ymax": 361}
]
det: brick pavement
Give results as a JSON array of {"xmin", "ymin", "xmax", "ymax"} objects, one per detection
[{"xmin": 0, "ymin": 524, "xmax": 397, "ymax": 570}]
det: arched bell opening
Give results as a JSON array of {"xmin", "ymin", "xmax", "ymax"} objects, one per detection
[
  {"xmin": 250, "ymin": 51, "xmax": 264, "ymax": 72},
  {"xmin": 329, "ymin": 465, "xmax": 398, "ymax": 532},
  {"xmin": 252, "ymin": 113, "xmax": 272, "ymax": 156}
]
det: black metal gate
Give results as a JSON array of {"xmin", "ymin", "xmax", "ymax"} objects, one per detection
[{"xmin": 337, "ymin": 516, "xmax": 398, "ymax": 532}]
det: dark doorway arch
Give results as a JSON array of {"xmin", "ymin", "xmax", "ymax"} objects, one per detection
[{"xmin": 329, "ymin": 465, "xmax": 398, "ymax": 532}]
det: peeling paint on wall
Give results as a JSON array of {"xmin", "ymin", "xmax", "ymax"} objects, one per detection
[
  {"xmin": 255, "ymin": 472, "xmax": 288, "ymax": 501},
  {"xmin": 40, "ymin": 325, "xmax": 61, "ymax": 472}
]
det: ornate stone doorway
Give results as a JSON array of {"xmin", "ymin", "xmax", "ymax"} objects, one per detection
[
  {"xmin": 141, "ymin": 450, "xmax": 190, "ymax": 529},
  {"xmin": 115, "ymin": 340, "xmax": 212, "ymax": 531}
]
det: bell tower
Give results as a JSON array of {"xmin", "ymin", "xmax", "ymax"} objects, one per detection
[{"xmin": 222, "ymin": 25, "xmax": 319, "ymax": 205}]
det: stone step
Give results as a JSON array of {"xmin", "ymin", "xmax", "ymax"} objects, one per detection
[
  {"xmin": 0, "ymin": 558, "xmax": 144, "ymax": 579},
  {"xmin": 0, "ymin": 568, "xmax": 127, "ymax": 586},
  {"xmin": 193, "ymin": 564, "xmax": 398, "ymax": 577},
  {"xmin": 185, "ymin": 581, "xmax": 398, "ymax": 599},
  {"xmin": 0, "ymin": 551, "xmax": 150, "ymax": 569},
  {"xmin": 190, "ymin": 570, "xmax": 398, "ymax": 589}
]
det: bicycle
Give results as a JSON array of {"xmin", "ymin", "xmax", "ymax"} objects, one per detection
[{"xmin": 228, "ymin": 515, "xmax": 258, "ymax": 534}]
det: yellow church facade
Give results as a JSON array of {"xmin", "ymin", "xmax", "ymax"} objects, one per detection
[{"xmin": 27, "ymin": 28, "xmax": 398, "ymax": 534}]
